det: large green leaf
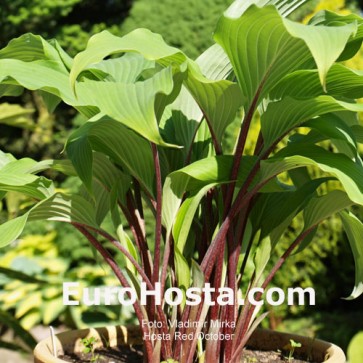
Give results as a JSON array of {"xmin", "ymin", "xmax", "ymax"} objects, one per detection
[
  {"xmin": 271, "ymin": 64, "xmax": 363, "ymax": 100},
  {"xmin": 92, "ymin": 153, "xmax": 131, "ymax": 204},
  {"xmin": 86, "ymin": 52, "xmax": 155, "ymax": 83},
  {"xmin": 168, "ymin": 155, "xmax": 257, "ymax": 193},
  {"xmin": 28, "ymin": 193, "xmax": 98, "ymax": 227},
  {"xmin": 261, "ymin": 96, "xmax": 363, "ymax": 148},
  {"xmin": 303, "ymin": 114, "xmax": 358, "ymax": 157},
  {"xmin": 261, "ymin": 145, "xmax": 363, "ymax": 205},
  {"xmin": 252, "ymin": 178, "xmax": 330, "ymax": 239},
  {"xmin": 283, "ymin": 19, "xmax": 355, "ymax": 88},
  {"xmin": 0, "ymin": 156, "xmax": 54, "ymax": 200},
  {"xmin": 0, "ymin": 59, "xmax": 74, "ymax": 103},
  {"xmin": 173, "ymin": 183, "xmax": 216, "ymax": 252},
  {"xmin": 340, "ymin": 211, "xmax": 363, "ymax": 299},
  {"xmin": 70, "ymin": 29, "xmax": 185, "ymax": 90},
  {"xmin": 214, "ymin": 5, "xmax": 355, "ymax": 109},
  {"xmin": 162, "ymin": 156, "xmax": 256, "ymax": 236},
  {"xmin": 185, "ymin": 73, "xmax": 243, "ymax": 145},
  {"xmin": 303, "ymin": 190, "xmax": 353, "ymax": 229},
  {"xmin": 309, "ymin": 10, "xmax": 363, "ymax": 56},
  {"xmin": 0, "ymin": 213, "xmax": 29, "ymax": 248},
  {"xmin": 66, "ymin": 116, "xmax": 154, "ymax": 197},
  {"xmin": 0, "ymin": 33, "xmax": 64, "ymax": 65},
  {"xmin": 74, "ymin": 66, "xmax": 183, "ymax": 146},
  {"xmin": 0, "ymin": 193, "xmax": 98, "ymax": 249}
]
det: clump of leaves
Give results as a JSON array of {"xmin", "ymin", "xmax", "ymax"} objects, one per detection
[{"xmin": 0, "ymin": 0, "xmax": 363, "ymax": 362}]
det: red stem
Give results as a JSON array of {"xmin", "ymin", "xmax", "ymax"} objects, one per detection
[
  {"xmin": 152, "ymin": 143, "xmax": 163, "ymax": 287},
  {"xmin": 232, "ymin": 227, "xmax": 316, "ymax": 360},
  {"xmin": 74, "ymin": 225, "xmax": 154, "ymax": 361}
]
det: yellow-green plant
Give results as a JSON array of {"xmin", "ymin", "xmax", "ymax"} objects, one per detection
[{"xmin": 0, "ymin": 232, "xmax": 125, "ymax": 330}]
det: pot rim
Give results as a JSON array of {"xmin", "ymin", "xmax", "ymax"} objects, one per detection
[{"xmin": 33, "ymin": 326, "xmax": 346, "ymax": 363}]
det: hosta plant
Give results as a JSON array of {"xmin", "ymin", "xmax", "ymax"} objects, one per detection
[{"xmin": 1, "ymin": 0, "xmax": 363, "ymax": 362}]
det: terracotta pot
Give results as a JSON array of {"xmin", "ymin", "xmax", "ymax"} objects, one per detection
[
  {"xmin": 248, "ymin": 329, "xmax": 346, "ymax": 363},
  {"xmin": 33, "ymin": 325, "xmax": 142, "ymax": 363},
  {"xmin": 33, "ymin": 325, "xmax": 345, "ymax": 362}
]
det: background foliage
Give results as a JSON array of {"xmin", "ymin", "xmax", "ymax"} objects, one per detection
[{"xmin": 0, "ymin": 0, "xmax": 362, "ymax": 357}]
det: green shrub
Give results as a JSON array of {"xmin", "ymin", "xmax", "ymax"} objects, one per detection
[{"xmin": 121, "ymin": 0, "xmax": 233, "ymax": 58}]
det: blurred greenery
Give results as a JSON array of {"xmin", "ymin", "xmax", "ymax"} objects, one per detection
[
  {"xmin": 0, "ymin": 228, "xmax": 136, "ymax": 330},
  {"xmin": 348, "ymin": 331, "xmax": 363, "ymax": 362},
  {"xmin": 0, "ymin": 0, "xmax": 132, "ymax": 55},
  {"xmin": 121, "ymin": 0, "xmax": 233, "ymax": 58},
  {"xmin": 0, "ymin": 0, "xmax": 362, "ymax": 359}
]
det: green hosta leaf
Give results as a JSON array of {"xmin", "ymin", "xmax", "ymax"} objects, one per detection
[
  {"xmin": 174, "ymin": 246, "xmax": 191, "ymax": 291},
  {"xmin": 162, "ymin": 174, "xmax": 189, "ymax": 238},
  {"xmin": 162, "ymin": 43, "xmax": 235, "ymax": 156},
  {"xmin": 70, "ymin": 29, "xmax": 185, "ymax": 90},
  {"xmin": 261, "ymin": 145, "xmax": 363, "ymax": 205},
  {"xmin": 0, "ymin": 213, "xmax": 29, "ymax": 248},
  {"xmin": 173, "ymin": 183, "xmax": 216, "ymax": 253},
  {"xmin": 271, "ymin": 64, "xmax": 363, "ymax": 100},
  {"xmin": 117, "ymin": 225, "xmax": 139, "ymax": 273},
  {"xmin": 162, "ymin": 155, "xmax": 256, "ymax": 236},
  {"xmin": 0, "ymin": 84, "xmax": 23, "ymax": 97},
  {"xmin": 81, "ymin": 181, "xmax": 110, "ymax": 226},
  {"xmin": 283, "ymin": 19, "xmax": 355, "ymax": 89},
  {"xmin": 340, "ymin": 211, "xmax": 363, "ymax": 300},
  {"xmin": 261, "ymin": 96, "xmax": 363, "ymax": 148},
  {"xmin": 0, "ymin": 33, "xmax": 60, "ymax": 63},
  {"xmin": 29, "ymin": 193, "xmax": 98, "ymax": 227},
  {"xmin": 254, "ymin": 178, "xmax": 330, "ymax": 239},
  {"xmin": 0, "ymin": 103, "xmax": 34, "ymax": 129},
  {"xmin": 214, "ymin": 5, "xmax": 354, "ymax": 110},
  {"xmin": 303, "ymin": 191, "xmax": 353, "ymax": 229},
  {"xmin": 215, "ymin": 5, "xmax": 305, "ymax": 108},
  {"xmin": 170, "ymin": 155, "xmax": 257, "ymax": 192},
  {"xmin": 0, "ymin": 191, "xmax": 99, "ymax": 248},
  {"xmin": 196, "ymin": 44, "xmax": 232, "ymax": 81},
  {"xmin": 185, "ymin": 73, "xmax": 243, "ymax": 145},
  {"xmin": 92, "ymin": 153, "xmax": 131, "ymax": 204},
  {"xmin": 225, "ymin": 0, "xmax": 310, "ymax": 19},
  {"xmin": 66, "ymin": 124, "xmax": 93, "ymax": 192},
  {"xmin": 352, "ymin": 125, "xmax": 363, "ymax": 144},
  {"xmin": 66, "ymin": 116, "xmax": 154, "ymax": 197},
  {"xmin": 309, "ymin": 10, "xmax": 363, "ymax": 61},
  {"xmin": 75, "ymin": 66, "xmax": 182, "ymax": 146},
  {"xmin": 0, "ymin": 59, "xmax": 74, "ymax": 103},
  {"xmin": 86, "ymin": 52, "xmax": 155, "ymax": 83},
  {"xmin": 253, "ymin": 235, "xmax": 271, "ymax": 285},
  {"xmin": 303, "ymin": 114, "xmax": 358, "ymax": 156},
  {"xmin": 0, "ymin": 173, "xmax": 53, "ymax": 200}
]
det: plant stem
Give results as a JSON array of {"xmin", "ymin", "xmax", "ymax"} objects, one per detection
[
  {"xmin": 223, "ymin": 79, "xmax": 265, "ymax": 217},
  {"xmin": 151, "ymin": 143, "xmax": 163, "ymax": 317},
  {"xmin": 232, "ymin": 227, "xmax": 317, "ymax": 360},
  {"xmin": 74, "ymin": 225, "xmax": 155, "ymax": 361},
  {"xmin": 152, "ymin": 143, "xmax": 163, "ymax": 283},
  {"xmin": 124, "ymin": 195, "xmax": 153, "ymax": 278}
]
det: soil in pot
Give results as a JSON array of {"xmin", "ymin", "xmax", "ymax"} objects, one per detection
[
  {"xmin": 59, "ymin": 346, "xmax": 317, "ymax": 363},
  {"xmin": 242, "ymin": 348, "xmax": 318, "ymax": 362},
  {"xmin": 59, "ymin": 344, "xmax": 143, "ymax": 363}
]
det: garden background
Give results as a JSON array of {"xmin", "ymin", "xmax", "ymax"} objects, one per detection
[{"xmin": 0, "ymin": 0, "xmax": 362, "ymax": 361}]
